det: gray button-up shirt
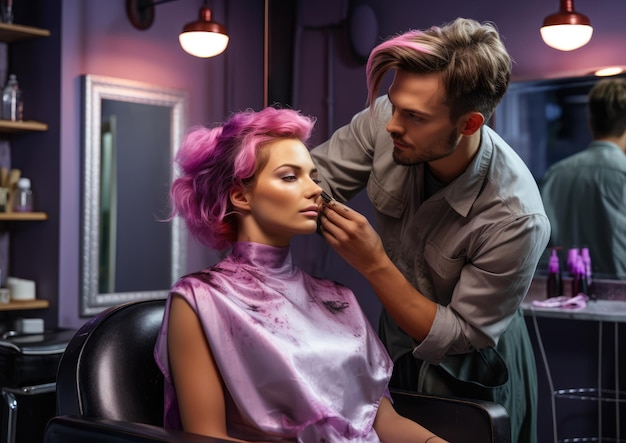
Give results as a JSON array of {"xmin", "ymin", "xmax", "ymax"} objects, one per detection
[{"xmin": 311, "ymin": 96, "xmax": 550, "ymax": 365}]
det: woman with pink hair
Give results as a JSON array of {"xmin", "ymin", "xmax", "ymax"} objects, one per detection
[{"xmin": 154, "ymin": 107, "xmax": 446, "ymax": 443}]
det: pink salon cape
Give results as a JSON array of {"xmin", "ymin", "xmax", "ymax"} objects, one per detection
[{"xmin": 154, "ymin": 241, "xmax": 393, "ymax": 442}]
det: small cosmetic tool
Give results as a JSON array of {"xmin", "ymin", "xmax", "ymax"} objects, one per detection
[{"xmin": 321, "ymin": 190, "xmax": 333, "ymax": 203}]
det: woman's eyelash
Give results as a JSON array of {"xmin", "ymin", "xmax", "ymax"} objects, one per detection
[{"xmin": 280, "ymin": 173, "xmax": 320, "ymax": 184}]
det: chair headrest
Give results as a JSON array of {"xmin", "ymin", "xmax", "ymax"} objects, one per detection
[{"xmin": 56, "ymin": 299, "xmax": 167, "ymax": 426}]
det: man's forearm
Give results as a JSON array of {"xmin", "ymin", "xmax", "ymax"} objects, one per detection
[{"xmin": 362, "ymin": 253, "xmax": 437, "ymax": 342}]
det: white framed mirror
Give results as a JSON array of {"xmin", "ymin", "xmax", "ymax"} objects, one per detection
[{"xmin": 80, "ymin": 74, "xmax": 188, "ymax": 316}]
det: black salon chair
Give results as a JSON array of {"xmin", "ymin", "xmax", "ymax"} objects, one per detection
[{"xmin": 44, "ymin": 299, "xmax": 511, "ymax": 443}]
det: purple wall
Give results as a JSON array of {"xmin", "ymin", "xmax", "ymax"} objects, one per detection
[
  {"xmin": 58, "ymin": 0, "xmax": 244, "ymax": 327},
  {"xmin": 296, "ymin": 0, "xmax": 626, "ymax": 148},
  {"xmin": 49, "ymin": 2, "xmax": 624, "ymax": 440},
  {"xmin": 288, "ymin": 0, "xmax": 626, "ymax": 328},
  {"xmin": 57, "ymin": 0, "xmax": 626, "ymax": 330}
]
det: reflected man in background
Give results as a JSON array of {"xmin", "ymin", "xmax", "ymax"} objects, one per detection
[{"xmin": 541, "ymin": 78, "xmax": 626, "ymax": 279}]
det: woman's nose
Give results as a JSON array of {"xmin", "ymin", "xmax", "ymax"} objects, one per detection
[
  {"xmin": 308, "ymin": 179, "xmax": 323, "ymax": 197},
  {"xmin": 312, "ymin": 183, "xmax": 323, "ymax": 197}
]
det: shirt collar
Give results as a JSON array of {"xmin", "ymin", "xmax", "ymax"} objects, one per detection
[
  {"xmin": 588, "ymin": 140, "xmax": 624, "ymax": 152},
  {"xmin": 439, "ymin": 126, "xmax": 492, "ymax": 218}
]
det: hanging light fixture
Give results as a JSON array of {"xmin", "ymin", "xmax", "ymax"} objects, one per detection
[
  {"xmin": 126, "ymin": 0, "xmax": 229, "ymax": 58},
  {"xmin": 179, "ymin": 5, "xmax": 229, "ymax": 58},
  {"xmin": 540, "ymin": 0, "xmax": 593, "ymax": 51}
]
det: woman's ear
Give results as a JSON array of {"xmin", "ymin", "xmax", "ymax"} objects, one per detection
[
  {"xmin": 460, "ymin": 112, "xmax": 485, "ymax": 136},
  {"xmin": 230, "ymin": 187, "xmax": 251, "ymax": 211}
]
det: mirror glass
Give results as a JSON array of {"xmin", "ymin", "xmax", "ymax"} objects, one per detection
[
  {"xmin": 495, "ymin": 74, "xmax": 626, "ymax": 280},
  {"xmin": 81, "ymin": 74, "xmax": 188, "ymax": 316}
]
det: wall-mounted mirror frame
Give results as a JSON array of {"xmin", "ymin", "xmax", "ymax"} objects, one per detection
[{"xmin": 80, "ymin": 74, "xmax": 188, "ymax": 316}]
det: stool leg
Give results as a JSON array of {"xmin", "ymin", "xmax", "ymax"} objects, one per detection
[
  {"xmin": 614, "ymin": 322, "xmax": 620, "ymax": 441},
  {"xmin": 531, "ymin": 309, "xmax": 558, "ymax": 443},
  {"xmin": 597, "ymin": 321, "xmax": 603, "ymax": 441},
  {"xmin": 1, "ymin": 389, "xmax": 17, "ymax": 443}
]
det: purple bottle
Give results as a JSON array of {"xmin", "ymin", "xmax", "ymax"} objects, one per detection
[
  {"xmin": 571, "ymin": 256, "xmax": 588, "ymax": 297},
  {"xmin": 581, "ymin": 247, "xmax": 595, "ymax": 300},
  {"xmin": 567, "ymin": 247, "xmax": 579, "ymax": 276},
  {"xmin": 546, "ymin": 249, "xmax": 563, "ymax": 299}
]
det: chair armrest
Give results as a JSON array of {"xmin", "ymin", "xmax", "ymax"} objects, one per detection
[
  {"xmin": 46, "ymin": 392, "xmax": 511, "ymax": 443},
  {"xmin": 390, "ymin": 389, "xmax": 511, "ymax": 443},
  {"xmin": 44, "ymin": 416, "xmax": 238, "ymax": 443}
]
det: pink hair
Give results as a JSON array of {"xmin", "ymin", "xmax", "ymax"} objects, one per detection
[
  {"xmin": 365, "ymin": 30, "xmax": 432, "ymax": 107},
  {"xmin": 170, "ymin": 107, "xmax": 315, "ymax": 250}
]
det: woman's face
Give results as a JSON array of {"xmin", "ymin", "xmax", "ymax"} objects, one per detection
[{"xmin": 235, "ymin": 138, "xmax": 323, "ymax": 246}]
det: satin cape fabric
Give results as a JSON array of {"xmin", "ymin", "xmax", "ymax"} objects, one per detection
[{"xmin": 154, "ymin": 242, "xmax": 392, "ymax": 442}]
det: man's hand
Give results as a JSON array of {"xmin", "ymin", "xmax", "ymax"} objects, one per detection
[
  {"xmin": 319, "ymin": 199, "xmax": 387, "ymax": 276},
  {"xmin": 318, "ymin": 197, "xmax": 437, "ymax": 342}
]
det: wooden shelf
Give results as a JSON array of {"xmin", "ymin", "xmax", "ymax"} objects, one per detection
[
  {"xmin": 0, "ymin": 21, "xmax": 52, "ymax": 316},
  {"xmin": 0, "ymin": 22, "xmax": 50, "ymax": 42},
  {"xmin": 0, "ymin": 212, "xmax": 47, "ymax": 221},
  {"xmin": 0, "ymin": 299, "xmax": 49, "ymax": 311},
  {"xmin": 0, "ymin": 120, "xmax": 48, "ymax": 133}
]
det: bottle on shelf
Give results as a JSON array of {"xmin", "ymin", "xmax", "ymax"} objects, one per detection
[
  {"xmin": 546, "ymin": 248, "xmax": 563, "ymax": 299},
  {"xmin": 1, "ymin": 0, "xmax": 12, "ymax": 24},
  {"xmin": 571, "ymin": 255, "xmax": 588, "ymax": 298},
  {"xmin": 566, "ymin": 247, "xmax": 579, "ymax": 276},
  {"xmin": 580, "ymin": 247, "xmax": 595, "ymax": 300},
  {"xmin": 13, "ymin": 177, "xmax": 33, "ymax": 212},
  {"xmin": 1, "ymin": 74, "xmax": 23, "ymax": 121}
]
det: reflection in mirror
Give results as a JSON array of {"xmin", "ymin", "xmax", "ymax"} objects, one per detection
[
  {"xmin": 496, "ymin": 74, "xmax": 626, "ymax": 280},
  {"xmin": 81, "ymin": 75, "xmax": 188, "ymax": 316}
]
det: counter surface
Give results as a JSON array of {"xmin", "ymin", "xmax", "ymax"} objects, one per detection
[{"xmin": 523, "ymin": 275, "xmax": 626, "ymax": 322}]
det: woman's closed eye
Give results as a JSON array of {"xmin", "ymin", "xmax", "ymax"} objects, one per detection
[
  {"xmin": 281, "ymin": 174, "xmax": 298, "ymax": 182},
  {"xmin": 280, "ymin": 173, "xmax": 320, "ymax": 185}
]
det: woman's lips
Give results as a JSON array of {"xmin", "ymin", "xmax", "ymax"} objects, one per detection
[{"xmin": 301, "ymin": 206, "xmax": 319, "ymax": 218}]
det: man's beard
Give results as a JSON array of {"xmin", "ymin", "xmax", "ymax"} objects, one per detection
[{"xmin": 392, "ymin": 128, "xmax": 459, "ymax": 166}]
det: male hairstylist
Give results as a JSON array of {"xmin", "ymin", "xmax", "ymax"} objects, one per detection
[{"xmin": 314, "ymin": 17, "xmax": 550, "ymax": 443}]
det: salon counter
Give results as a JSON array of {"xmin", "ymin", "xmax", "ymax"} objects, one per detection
[
  {"xmin": 522, "ymin": 275, "xmax": 626, "ymax": 442},
  {"xmin": 522, "ymin": 295, "xmax": 626, "ymax": 323},
  {"xmin": 522, "ymin": 275, "xmax": 626, "ymax": 322}
]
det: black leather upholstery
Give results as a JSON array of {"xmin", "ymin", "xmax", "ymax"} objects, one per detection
[
  {"xmin": 47, "ymin": 299, "xmax": 234, "ymax": 443},
  {"xmin": 55, "ymin": 299, "xmax": 166, "ymax": 425},
  {"xmin": 391, "ymin": 389, "xmax": 511, "ymax": 443},
  {"xmin": 45, "ymin": 416, "xmax": 233, "ymax": 443},
  {"xmin": 45, "ymin": 299, "xmax": 511, "ymax": 443}
]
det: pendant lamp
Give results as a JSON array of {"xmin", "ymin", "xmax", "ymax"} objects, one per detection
[
  {"xmin": 179, "ymin": 6, "xmax": 229, "ymax": 58},
  {"xmin": 540, "ymin": 0, "xmax": 593, "ymax": 51},
  {"xmin": 126, "ymin": 0, "xmax": 229, "ymax": 58}
]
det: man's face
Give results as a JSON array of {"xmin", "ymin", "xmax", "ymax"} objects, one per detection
[{"xmin": 386, "ymin": 70, "xmax": 463, "ymax": 166}]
